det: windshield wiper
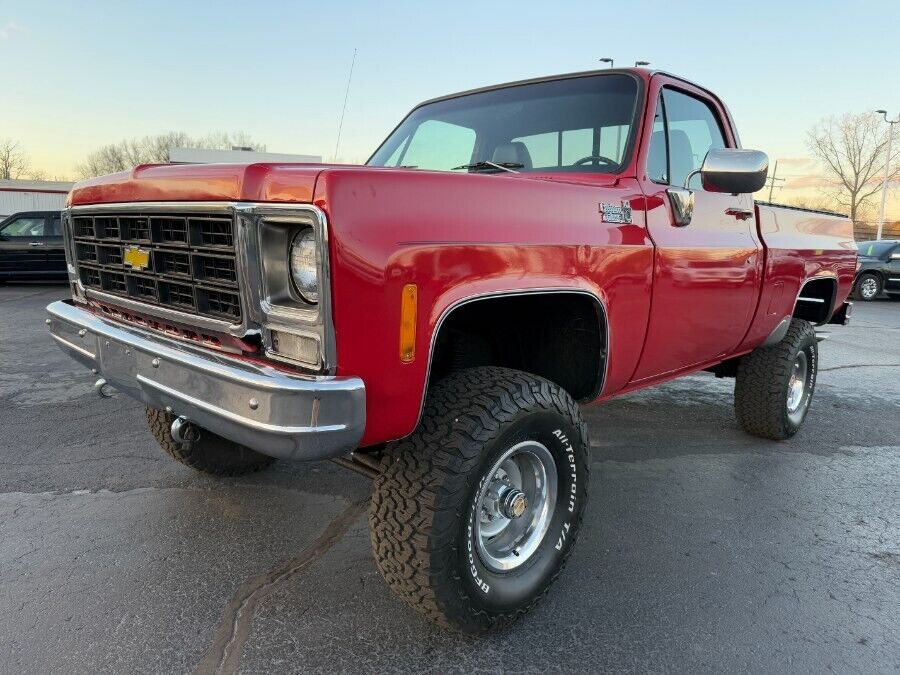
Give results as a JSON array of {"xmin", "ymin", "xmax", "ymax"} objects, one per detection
[{"xmin": 451, "ymin": 161, "xmax": 523, "ymax": 173}]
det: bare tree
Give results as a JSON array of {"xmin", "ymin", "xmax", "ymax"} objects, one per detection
[
  {"xmin": 0, "ymin": 138, "xmax": 30, "ymax": 179},
  {"xmin": 77, "ymin": 131, "xmax": 266, "ymax": 178},
  {"xmin": 783, "ymin": 194, "xmax": 841, "ymax": 213},
  {"xmin": 807, "ymin": 112, "xmax": 900, "ymax": 223}
]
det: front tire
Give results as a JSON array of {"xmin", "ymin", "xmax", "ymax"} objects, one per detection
[
  {"xmin": 369, "ymin": 367, "xmax": 590, "ymax": 634},
  {"xmin": 734, "ymin": 319, "xmax": 817, "ymax": 440},
  {"xmin": 854, "ymin": 273, "xmax": 881, "ymax": 301},
  {"xmin": 145, "ymin": 406, "xmax": 276, "ymax": 476}
]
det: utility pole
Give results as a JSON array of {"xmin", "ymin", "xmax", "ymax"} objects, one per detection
[
  {"xmin": 875, "ymin": 110, "xmax": 899, "ymax": 241},
  {"xmin": 333, "ymin": 48, "xmax": 357, "ymax": 163},
  {"xmin": 765, "ymin": 160, "xmax": 785, "ymax": 202}
]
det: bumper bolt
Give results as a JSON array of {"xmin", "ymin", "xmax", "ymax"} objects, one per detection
[
  {"xmin": 45, "ymin": 318, "xmax": 51, "ymax": 325},
  {"xmin": 151, "ymin": 358, "xmax": 160, "ymax": 368},
  {"xmin": 78, "ymin": 329, "xmax": 87, "ymax": 337},
  {"xmin": 249, "ymin": 398, "xmax": 260, "ymax": 410}
]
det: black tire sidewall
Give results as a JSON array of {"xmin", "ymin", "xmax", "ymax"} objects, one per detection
[{"xmin": 457, "ymin": 409, "xmax": 588, "ymax": 612}]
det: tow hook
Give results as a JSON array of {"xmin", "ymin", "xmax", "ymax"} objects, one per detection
[
  {"xmin": 170, "ymin": 415, "xmax": 200, "ymax": 444},
  {"xmin": 94, "ymin": 378, "xmax": 115, "ymax": 399}
]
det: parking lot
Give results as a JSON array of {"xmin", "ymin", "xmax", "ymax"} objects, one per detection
[{"xmin": 1, "ymin": 283, "xmax": 898, "ymax": 674}]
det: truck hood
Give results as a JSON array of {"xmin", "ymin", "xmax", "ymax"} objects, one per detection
[
  {"xmin": 68, "ymin": 163, "xmax": 327, "ymax": 206},
  {"xmin": 68, "ymin": 162, "xmax": 623, "ymax": 207}
]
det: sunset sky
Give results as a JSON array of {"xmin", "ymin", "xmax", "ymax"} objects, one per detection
[{"xmin": 2, "ymin": 0, "xmax": 898, "ymax": 218}]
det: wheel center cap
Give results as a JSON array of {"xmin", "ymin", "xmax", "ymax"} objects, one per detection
[{"xmin": 500, "ymin": 489, "xmax": 528, "ymax": 519}]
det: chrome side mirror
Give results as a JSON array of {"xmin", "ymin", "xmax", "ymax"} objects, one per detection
[
  {"xmin": 891, "ymin": 252, "xmax": 900, "ymax": 260},
  {"xmin": 700, "ymin": 148, "xmax": 769, "ymax": 194}
]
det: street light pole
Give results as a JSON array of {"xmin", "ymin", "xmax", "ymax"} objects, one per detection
[
  {"xmin": 599, "ymin": 58, "xmax": 614, "ymax": 68},
  {"xmin": 875, "ymin": 110, "xmax": 899, "ymax": 241}
]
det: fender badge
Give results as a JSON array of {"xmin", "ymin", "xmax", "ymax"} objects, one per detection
[
  {"xmin": 599, "ymin": 201, "xmax": 633, "ymax": 224},
  {"xmin": 123, "ymin": 245, "xmax": 151, "ymax": 271}
]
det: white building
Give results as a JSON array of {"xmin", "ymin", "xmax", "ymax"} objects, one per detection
[
  {"xmin": 168, "ymin": 147, "xmax": 322, "ymax": 165},
  {"xmin": 0, "ymin": 180, "xmax": 74, "ymax": 219}
]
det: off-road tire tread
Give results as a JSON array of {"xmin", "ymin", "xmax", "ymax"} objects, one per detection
[
  {"xmin": 369, "ymin": 367, "xmax": 589, "ymax": 634},
  {"xmin": 734, "ymin": 318, "xmax": 816, "ymax": 440},
  {"xmin": 145, "ymin": 406, "xmax": 275, "ymax": 476}
]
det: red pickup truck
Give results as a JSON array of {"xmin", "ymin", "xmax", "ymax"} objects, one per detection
[{"xmin": 47, "ymin": 68, "xmax": 855, "ymax": 633}]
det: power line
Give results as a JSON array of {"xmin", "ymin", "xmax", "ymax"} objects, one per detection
[{"xmin": 765, "ymin": 159, "xmax": 786, "ymax": 201}]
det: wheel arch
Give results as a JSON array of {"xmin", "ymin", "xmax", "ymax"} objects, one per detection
[
  {"xmin": 418, "ymin": 287, "xmax": 609, "ymax": 425},
  {"xmin": 793, "ymin": 275, "xmax": 838, "ymax": 325}
]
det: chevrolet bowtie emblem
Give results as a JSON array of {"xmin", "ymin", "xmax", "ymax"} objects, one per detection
[{"xmin": 123, "ymin": 246, "xmax": 151, "ymax": 271}]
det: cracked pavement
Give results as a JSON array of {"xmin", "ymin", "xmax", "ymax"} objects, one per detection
[{"xmin": 1, "ymin": 283, "xmax": 898, "ymax": 674}]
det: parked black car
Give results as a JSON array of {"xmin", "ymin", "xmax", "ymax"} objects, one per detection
[
  {"xmin": 854, "ymin": 239, "xmax": 900, "ymax": 301},
  {"xmin": 0, "ymin": 211, "xmax": 67, "ymax": 282}
]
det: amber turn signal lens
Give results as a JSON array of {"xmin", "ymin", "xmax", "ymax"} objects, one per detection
[{"xmin": 399, "ymin": 284, "xmax": 417, "ymax": 363}]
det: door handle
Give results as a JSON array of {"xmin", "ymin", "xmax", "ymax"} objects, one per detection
[
  {"xmin": 725, "ymin": 208, "xmax": 754, "ymax": 221},
  {"xmin": 29, "ymin": 241, "xmax": 45, "ymax": 247},
  {"xmin": 667, "ymin": 188, "xmax": 695, "ymax": 227}
]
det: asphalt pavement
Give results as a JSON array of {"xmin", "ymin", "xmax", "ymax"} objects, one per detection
[{"xmin": 1, "ymin": 283, "xmax": 898, "ymax": 674}]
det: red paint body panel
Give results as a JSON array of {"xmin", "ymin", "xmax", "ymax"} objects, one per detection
[
  {"xmin": 312, "ymin": 168, "xmax": 653, "ymax": 444},
  {"xmin": 63, "ymin": 68, "xmax": 857, "ymax": 448}
]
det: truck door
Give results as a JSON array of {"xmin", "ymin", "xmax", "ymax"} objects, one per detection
[
  {"xmin": 0, "ymin": 213, "xmax": 50, "ymax": 275},
  {"xmin": 631, "ymin": 83, "xmax": 763, "ymax": 382},
  {"xmin": 884, "ymin": 243, "xmax": 900, "ymax": 294}
]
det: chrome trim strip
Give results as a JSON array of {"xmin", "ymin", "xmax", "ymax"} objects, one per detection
[
  {"xmin": 414, "ymin": 287, "xmax": 610, "ymax": 430},
  {"xmin": 49, "ymin": 332, "xmax": 96, "ymax": 359},
  {"xmin": 46, "ymin": 300, "xmax": 364, "ymax": 461}
]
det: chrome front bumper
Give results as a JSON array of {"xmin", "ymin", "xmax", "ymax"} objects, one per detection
[{"xmin": 46, "ymin": 301, "xmax": 366, "ymax": 461}]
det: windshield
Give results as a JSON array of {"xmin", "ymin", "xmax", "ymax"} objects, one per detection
[
  {"xmin": 368, "ymin": 74, "xmax": 640, "ymax": 174},
  {"xmin": 857, "ymin": 241, "xmax": 897, "ymax": 258}
]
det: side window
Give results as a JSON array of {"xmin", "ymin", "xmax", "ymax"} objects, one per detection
[
  {"xmin": 647, "ymin": 99, "xmax": 668, "ymax": 183},
  {"xmin": 662, "ymin": 89, "xmax": 727, "ymax": 188},
  {"xmin": 395, "ymin": 120, "xmax": 476, "ymax": 171},
  {"xmin": 1, "ymin": 217, "xmax": 46, "ymax": 238}
]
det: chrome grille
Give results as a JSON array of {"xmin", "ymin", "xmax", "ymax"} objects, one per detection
[{"xmin": 72, "ymin": 211, "xmax": 242, "ymax": 323}]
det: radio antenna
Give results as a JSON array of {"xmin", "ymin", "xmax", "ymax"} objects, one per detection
[{"xmin": 333, "ymin": 48, "xmax": 357, "ymax": 163}]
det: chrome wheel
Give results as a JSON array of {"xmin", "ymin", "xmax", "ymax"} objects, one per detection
[
  {"xmin": 475, "ymin": 441, "xmax": 557, "ymax": 572},
  {"xmin": 786, "ymin": 351, "xmax": 809, "ymax": 417},
  {"xmin": 859, "ymin": 276, "xmax": 879, "ymax": 300}
]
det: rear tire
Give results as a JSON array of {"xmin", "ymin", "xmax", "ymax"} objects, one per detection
[
  {"xmin": 854, "ymin": 273, "xmax": 881, "ymax": 301},
  {"xmin": 734, "ymin": 319, "xmax": 817, "ymax": 440},
  {"xmin": 145, "ymin": 406, "xmax": 275, "ymax": 476},
  {"xmin": 369, "ymin": 367, "xmax": 590, "ymax": 634}
]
